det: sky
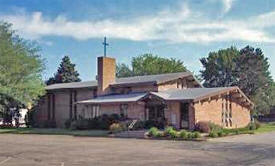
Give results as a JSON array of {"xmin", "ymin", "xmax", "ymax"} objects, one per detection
[{"xmin": 0, "ymin": 0, "xmax": 274, "ymax": 81}]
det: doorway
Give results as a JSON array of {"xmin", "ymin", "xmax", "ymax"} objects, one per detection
[{"xmin": 180, "ymin": 103, "xmax": 189, "ymax": 129}]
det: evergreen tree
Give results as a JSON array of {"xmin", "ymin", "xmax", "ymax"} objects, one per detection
[{"xmin": 46, "ymin": 56, "xmax": 81, "ymax": 85}]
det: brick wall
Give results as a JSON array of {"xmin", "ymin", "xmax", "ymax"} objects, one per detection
[{"xmin": 193, "ymin": 96, "xmax": 251, "ymax": 129}]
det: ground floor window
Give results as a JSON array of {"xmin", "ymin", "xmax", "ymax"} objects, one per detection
[
  {"xmin": 120, "ymin": 104, "xmax": 128, "ymax": 118},
  {"xmin": 91, "ymin": 105, "xmax": 100, "ymax": 118},
  {"xmin": 222, "ymin": 95, "xmax": 233, "ymax": 127}
]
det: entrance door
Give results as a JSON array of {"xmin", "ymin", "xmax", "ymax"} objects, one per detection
[
  {"xmin": 180, "ymin": 103, "xmax": 189, "ymax": 129},
  {"xmin": 148, "ymin": 105, "xmax": 164, "ymax": 121}
]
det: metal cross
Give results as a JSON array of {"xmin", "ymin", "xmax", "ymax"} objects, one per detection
[{"xmin": 102, "ymin": 37, "xmax": 109, "ymax": 57}]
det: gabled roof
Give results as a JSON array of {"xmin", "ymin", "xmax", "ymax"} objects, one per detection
[
  {"xmin": 76, "ymin": 92, "xmax": 147, "ymax": 104},
  {"xmin": 151, "ymin": 87, "xmax": 235, "ymax": 101},
  {"xmin": 46, "ymin": 72, "xmax": 200, "ymax": 90},
  {"xmin": 111, "ymin": 72, "xmax": 195, "ymax": 87},
  {"xmin": 76, "ymin": 87, "xmax": 253, "ymax": 108},
  {"xmin": 46, "ymin": 81, "xmax": 97, "ymax": 90}
]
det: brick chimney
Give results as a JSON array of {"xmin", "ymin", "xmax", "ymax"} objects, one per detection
[{"xmin": 97, "ymin": 56, "xmax": 116, "ymax": 96}]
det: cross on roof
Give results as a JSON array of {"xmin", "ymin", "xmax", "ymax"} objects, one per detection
[{"xmin": 102, "ymin": 37, "xmax": 109, "ymax": 57}]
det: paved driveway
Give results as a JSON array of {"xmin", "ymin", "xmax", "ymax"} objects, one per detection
[{"xmin": 0, "ymin": 132, "xmax": 275, "ymax": 166}]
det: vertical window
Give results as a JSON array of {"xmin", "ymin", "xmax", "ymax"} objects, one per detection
[
  {"xmin": 91, "ymin": 105, "xmax": 100, "ymax": 118},
  {"xmin": 120, "ymin": 104, "xmax": 128, "ymax": 118},
  {"xmin": 47, "ymin": 94, "xmax": 51, "ymax": 120},
  {"xmin": 74, "ymin": 91, "xmax": 77, "ymax": 120}
]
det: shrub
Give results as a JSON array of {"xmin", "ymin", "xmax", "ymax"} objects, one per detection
[
  {"xmin": 248, "ymin": 123, "xmax": 257, "ymax": 130},
  {"xmin": 193, "ymin": 131, "xmax": 201, "ymax": 138},
  {"xmin": 163, "ymin": 126, "xmax": 174, "ymax": 136},
  {"xmin": 209, "ymin": 122, "xmax": 222, "ymax": 132},
  {"xmin": 148, "ymin": 127, "xmax": 160, "ymax": 137},
  {"xmin": 109, "ymin": 123, "xmax": 124, "ymax": 133},
  {"xmin": 254, "ymin": 120, "xmax": 261, "ymax": 129},
  {"xmin": 75, "ymin": 119, "xmax": 89, "ymax": 130},
  {"xmin": 195, "ymin": 121, "xmax": 210, "ymax": 133},
  {"xmin": 179, "ymin": 130, "xmax": 188, "ymax": 139},
  {"xmin": 209, "ymin": 131, "xmax": 218, "ymax": 138},
  {"xmin": 163, "ymin": 126, "xmax": 178, "ymax": 138},
  {"xmin": 70, "ymin": 121, "xmax": 78, "ymax": 130},
  {"xmin": 144, "ymin": 120, "xmax": 165, "ymax": 129},
  {"xmin": 64, "ymin": 119, "xmax": 72, "ymax": 129},
  {"xmin": 87, "ymin": 118, "xmax": 99, "ymax": 129},
  {"xmin": 187, "ymin": 132, "xmax": 193, "ymax": 139},
  {"xmin": 217, "ymin": 130, "xmax": 225, "ymax": 137}
]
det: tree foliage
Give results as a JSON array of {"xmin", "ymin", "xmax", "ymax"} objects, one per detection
[
  {"xmin": 0, "ymin": 22, "xmax": 45, "ymax": 110},
  {"xmin": 46, "ymin": 56, "xmax": 81, "ymax": 85},
  {"xmin": 200, "ymin": 46, "xmax": 274, "ymax": 114},
  {"xmin": 200, "ymin": 47, "xmax": 239, "ymax": 87},
  {"xmin": 116, "ymin": 54, "xmax": 187, "ymax": 78}
]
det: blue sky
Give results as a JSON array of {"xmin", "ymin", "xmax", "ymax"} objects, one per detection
[{"xmin": 0, "ymin": 0, "xmax": 275, "ymax": 81}]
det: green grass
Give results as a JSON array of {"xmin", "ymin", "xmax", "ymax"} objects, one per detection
[
  {"xmin": 254, "ymin": 122, "xmax": 275, "ymax": 133},
  {"xmin": 0, "ymin": 128, "xmax": 109, "ymax": 137}
]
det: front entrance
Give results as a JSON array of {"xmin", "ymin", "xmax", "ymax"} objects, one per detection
[
  {"xmin": 180, "ymin": 103, "xmax": 189, "ymax": 129},
  {"xmin": 148, "ymin": 105, "xmax": 165, "ymax": 121}
]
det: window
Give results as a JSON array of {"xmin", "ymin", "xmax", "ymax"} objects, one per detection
[
  {"xmin": 91, "ymin": 105, "xmax": 100, "ymax": 118},
  {"xmin": 222, "ymin": 94, "xmax": 233, "ymax": 128},
  {"xmin": 120, "ymin": 104, "xmax": 128, "ymax": 118}
]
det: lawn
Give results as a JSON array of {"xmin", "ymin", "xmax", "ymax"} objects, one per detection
[
  {"xmin": 254, "ymin": 122, "xmax": 275, "ymax": 133},
  {"xmin": 0, "ymin": 128, "xmax": 109, "ymax": 137}
]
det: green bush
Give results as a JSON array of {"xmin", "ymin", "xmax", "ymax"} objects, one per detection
[
  {"xmin": 109, "ymin": 123, "xmax": 124, "ymax": 133},
  {"xmin": 179, "ymin": 130, "xmax": 188, "ymax": 139},
  {"xmin": 217, "ymin": 130, "xmax": 225, "ymax": 137},
  {"xmin": 148, "ymin": 127, "xmax": 159, "ymax": 137},
  {"xmin": 209, "ymin": 122, "xmax": 222, "ymax": 132},
  {"xmin": 209, "ymin": 131, "xmax": 218, "ymax": 138},
  {"xmin": 248, "ymin": 123, "xmax": 257, "ymax": 130},
  {"xmin": 193, "ymin": 131, "xmax": 201, "ymax": 138},
  {"xmin": 187, "ymin": 132, "xmax": 193, "ymax": 139},
  {"xmin": 163, "ymin": 126, "xmax": 178, "ymax": 138}
]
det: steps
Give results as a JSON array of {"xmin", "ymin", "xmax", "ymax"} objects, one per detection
[{"xmin": 115, "ymin": 130, "xmax": 147, "ymax": 138}]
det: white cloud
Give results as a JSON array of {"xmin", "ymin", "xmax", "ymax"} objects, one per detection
[
  {"xmin": 222, "ymin": 0, "xmax": 235, "ymax": 13},
  {"xmin": 0, "ymin": 2, "xmax": 274, "ymax": 43}
]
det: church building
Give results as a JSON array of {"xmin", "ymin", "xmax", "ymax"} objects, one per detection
[{"xmin": 35, "ymin": 55, "xmax": 253, "ymax": 129}]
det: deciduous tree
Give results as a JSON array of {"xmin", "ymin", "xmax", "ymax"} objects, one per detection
[
  {"xmin": 116, "ymin": 54, "xmax": 187, "ymax": 78},
  {"xmin": 0, "ymin": 22, "xmax": 45, "ymax": 116}
]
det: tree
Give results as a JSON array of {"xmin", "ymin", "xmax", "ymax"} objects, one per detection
[
  {"xmin": 46, "ymin": 56, "xmax": 81, "ymax": 85},
  {"xmin": 0, "ymin": 22, "xmax": 45, "ymax": 119},
  {"xmin": 235, "ymin": 46, "xmax": 272, "ymax": 97},
  {"xmin": 116, "ymin": 54, "xmax": 187, "ymax": 78},
  {"xmin": 200, "ymin": 47, "xmax": 239, "ymax": 87},
  {"xmin": 200, "ymin": 46, "xmax": 274, "ymax": 114}
]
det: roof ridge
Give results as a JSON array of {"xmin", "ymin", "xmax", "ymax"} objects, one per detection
[{"xmin": 116, "ymin": 71, "xmax": 192, "ymax": 80}]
